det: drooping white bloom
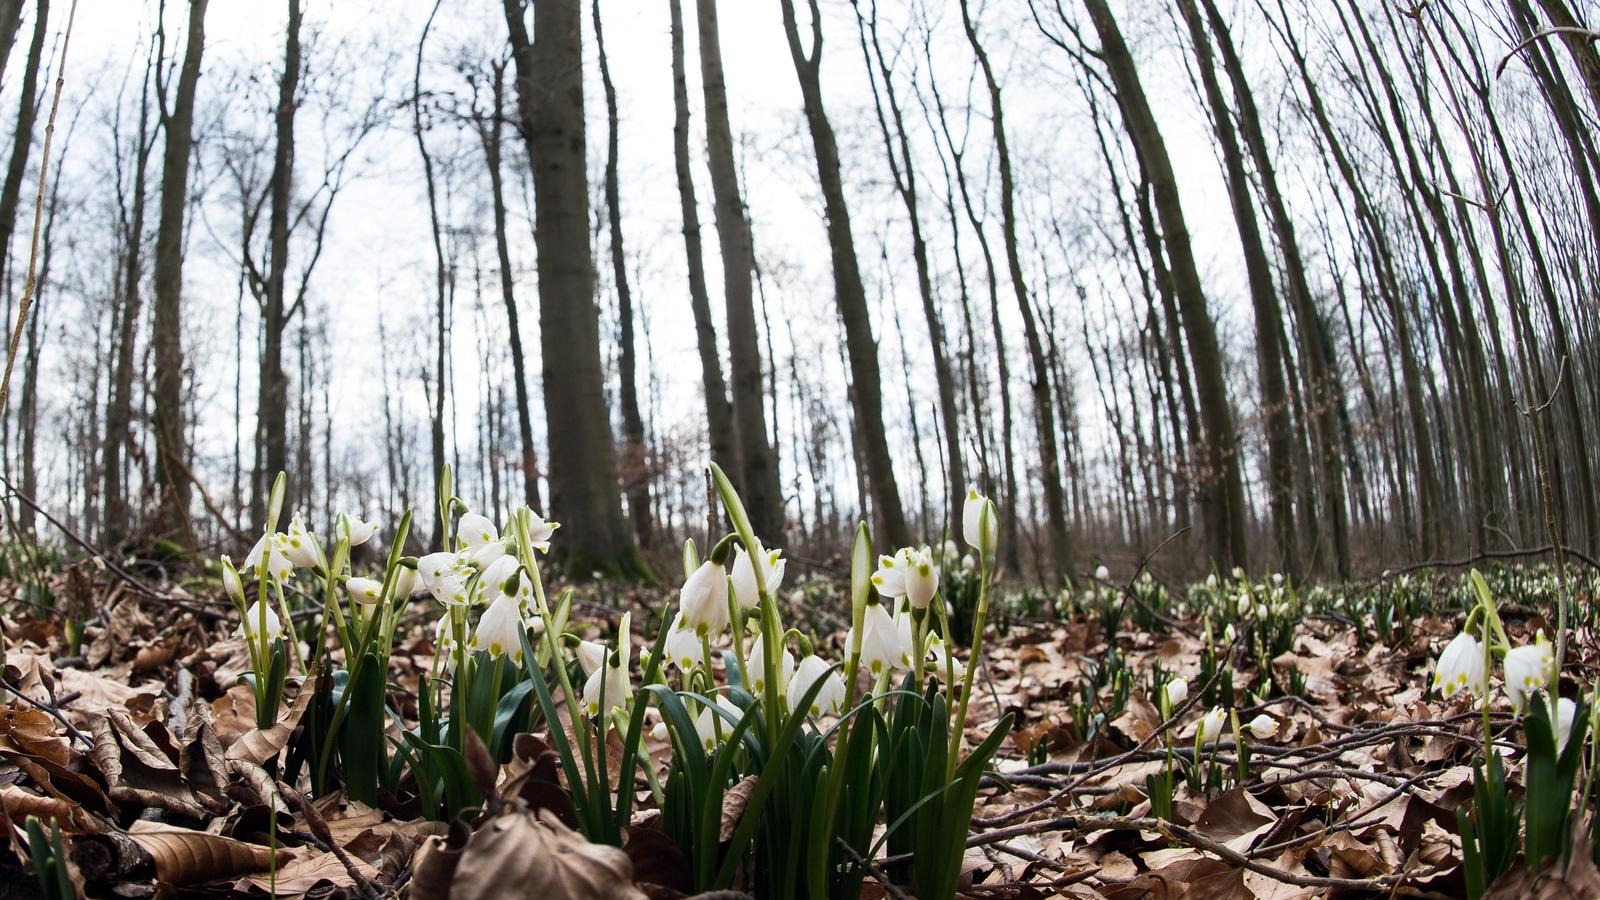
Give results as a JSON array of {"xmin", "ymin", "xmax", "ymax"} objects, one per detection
[
  {"xmin": 340, "ymin": 514, "xmax": 378, "ymax": 547},
  {"xmin": 479, "ymin": 554, "xmax": 522, "ymax": 601},
  {"xmin": 1223, "ymin": 623, "xmax": 1237, "ymax": 643},
  {"xmin": 1094, "ymin": 564, "xmax": 1111, "ymax": 582},
  {"xmin": 925, "ymin": 632, "xmax": 953, "ymax": 677},
  {"xmin": 1433, "ymin": 631, "xmax": 1489, "ymax": 699},
  {"xmin": 434, "ymin": 613, "xmax": 463, "ymax": 660},
  {"xmin": 220, "ymin": 556, "xmax": 245, "ymax": 604},
  {"xmin": 582, "ymin": 649, "xmax": 633, "ymax": 717},
  {"xmin": 1246, "ymin": 713, "xmax": 1279, "ymax": 740},
  {"xmin": 1503, "ymin": 633, "xmax": 1555, "ymax": 713},
  {"xmin": 1230, "ymin": 567, "xmax": 1245, "ymax": 580},
  {"xmin": 853, "ymin": 602, "xmax": 910, "ymax": 678},
  {"xmin": 1164, "ymin": 678, "xmax": 1189, "ymax": 709},
  {"xmin": 281, "ymin": 517, "xmax": 321, "ymax": 568},
  {"xmin": 458, "ymin": 513, "xmax": 499, "ymax": 551},
  {"xmin": 790, "ymin": 655, "xmax": 846, "ymax": 716},
  {"xmin": 1271, "ymin": 572, "xmax": 1285, "ymax": 587},
  {"xmin": 746, "ymin": 631, "xmax": 795, "ymax": 696},
  {"xmin": 693, "ymin": 695, "xmax": 747, "ymax": 750},
  {"xmin": 664, "ymin": 615, "xmax": 704, "ymax": 672},
  {"xmin": 1206, "ymin": 573, "xmax": 1219, "ymax": 590},
  {"xmin": 679, "ymin": 560, "xmax": 731, "ymax": 637},
  {"xmin": 729, "ymin": 544, "xmax": 786, "ymax": 612},
  {"xmin": 1556, "ymin": 697, "xmax": 1577, "ymax": 752},
  {"xmin": 576, "ymin": 639, "xmax": 609, "ymax": 676},
  {"xmin": 1195, "ymin": 706, "xmax": 1229, "ymax": 745},
  {"xmin": 469, "ymin": 592, "xmax": 526, "ymax": 663},
  {"xmin": 526, "ymin": 510, "xmax": 559, "ymax": 553},
  {"xmin": 393, "ymin": 566, "xmax": 421, "ymax": 599},
  {"xmin": 962, "ymin": 488, "xmax": 996, "ymax": 556},
  {"xmin": 244, "ymin": 533, "xmax": 294, "ymax": 583},
  {"xmin": 961, "ymin": 554, "xmax": 976, "ymax": 571},
  {"xmin": 903, "ymin": 547, "xmax": 940, "ymax": 610},
  {"xmin": 942, "ymin": 540, "xmax": 960, "ymax": 563},
  {"xmin": 470, "ymin": 539, "xmax": 509, "ymax": 568},
  {"xmin": 346, "ymin": 577, "xmax": 383, "ymax": 605},
  {"xmin": 238, "ymin": 601, "xmax": 284, "ymax": 642}
]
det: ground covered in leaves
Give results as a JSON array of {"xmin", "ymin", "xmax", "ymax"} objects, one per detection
[{"xmin": 1, "ymin": 562, "xmax": 1596, "ymax": 898}]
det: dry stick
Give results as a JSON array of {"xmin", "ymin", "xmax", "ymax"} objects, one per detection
[
  {"xmin": 0, "ymin": 676, "xmax": 92, "ymax": 747},
  {"xmin": 0, "ymin": 0, "xmax": 78, "ymax": 414},
  {"xmin": 1497, "ymin": 25, "xmax": 1600, "ymax": 77},
  {"xmin": 835, "ymin": 837, "xmax": 910, "ymax": 900}
]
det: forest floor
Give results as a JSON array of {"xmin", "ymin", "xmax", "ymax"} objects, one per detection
[{"xmin": 0, "ymin": 559, "xmax": 1595, "ymax": 898}]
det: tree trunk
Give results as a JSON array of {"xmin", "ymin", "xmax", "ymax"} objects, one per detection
[
  {"xmin": 150, "ymin": 0, "xmax": 208, "ymax": 549},
  {"xmin": 255, "ymin": 0, "xmax": 300, "ymax": 524},
  {"xmin": 1082, "ymin": 0, "xmax": 1247, "ymax": 570},
  {"xmin": 777, "ymin": 0, "xmax": 909, "ymax": 549},
  {"xmin": 502, "ymin": 0, "xmax": 640, "ymax": 575}
]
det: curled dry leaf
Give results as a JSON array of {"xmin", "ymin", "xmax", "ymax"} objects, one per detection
[
  {"xmin": 90, "ymin": 708, "xmax": 210, "ymax": 818},
  {"xmin": 0, "ymin": 783, "xmax": 93, "ymax": 831},
  {"xmin": 223, "ymin": 669, "xmax": 318, "ymax": 765},
  {"xmin": 720, "ymin": 776, "xmax": 757, "ymax": 842},
  {"xmin": 446, "ymin": 809, "xmax": 646, "ymax": 900},
  {"xmin": 408, "ymin": 820, "xmax": 471, "ymax": 900},
  {"xmin": 127, "ymin": 820, "xmax": 290, "ymax": 886}
]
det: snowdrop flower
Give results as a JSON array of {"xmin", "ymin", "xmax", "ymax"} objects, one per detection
[
  {"xmin": 583, "ymin": 646, "xmax": 633, "ymax": 717},
  {"xmin": 469, "ymin": 593, "xmax": 526, "ymax": 663},
  {"xmin": 1223, "ymin": 623, "xmax": 1237, "ymax": 643},
  {"xmin": 428, "ymin": 568, "xmax": 472, "ymax": 607},
  {"xmin": 1094, "ymin": 564, "xmax": 1110, "ymax": 582},
  {"xmin": 790, "ymin": 655, "xmax": 846, "ymax": 716},
  {"xmin": 339, "ymin": 514, "xmax": 378, "ymax": 547},
  {"xmin": 244, "ymin": 533, "xmax": 294, "ymax": 583},
  {"xmin": 393, "ymin": 565, "xmax": 421, "ymax": 599},
  {"xmin": 220, "ymin": 556, "xmax": 245, "ymax": 605},
  {"xmin": 852, "ymin": 602, "xmax": 910, "ymax": 678},
  {"xmin": 730, "ymin": 544, "xmax": 786, "ymax": 612},
  {"xmin": 1231, "ymin": 567, "xmax": 1245, "ymax": 580},
  {"xmin": 926, "ymin": 632, "xmax": 953, "ymax": 676},
  {"xmin": 238, "ymin": 601, "xmax": 283, "ymax": 642},
  {"xmin": 479, "ymin": 554, "xmax": 522, "ymax": 600},
  {"xmin": 1503, "ymin": 632, "xmax": 1554, "ymax": 713},
  {"xmin": 746, "ymin": 631, "xmax": 795, "ymax": 696},
  {"xmin": 663, "ymin": 615, "xmax": 704, "ymax": 672},
  {"xmin": 417, "ymin": 551, "xmax": 466, "ymax": 584},
  {"xmin": 1556, "ymin": 697, "xmax": 1577, "ymax": 752},
  {"xmin": 679, "ymin": 560, "xmax": 731, "ymax": 637},
  {"xmin": 961, "ymin": 554, "xmax": 976, "ymax": 571},
  {"xmin": 904, "ymin": 547, "xmax": 940, "ymax": 610},
  {"xmin": 693, "ymin": 695, "xmax": 746, "ymax": 750},
  {"xmin": 281, "ymin": 517, "xmax": 321, "ymax": 568},
  {"xmin": 1433, "ymin": 631, "xmax": 1488, "ymax": 699},
  {"xmin": 576, "ymin": 639, "xmax": 609, "ymax": 677},
  {"xmin": 1271, "ymin": 573, "xmax": 1285, "ymax": 587},
  {"xmin": 433, "ymin": 613, "xmax": 462, "ymax": 658},
  {"xmin": 1246, "ymin": 713, "xmax": 1279, "ymax": 740},
  {"xmin": 1195, "ymin": 706, "xmax": 1229, "ymax": 745},
  {"xmin": 1206, "ymin": 573, "xmax": 1218, "ymax": 590},
  {"xmin": 470, "ymin": 539, "xmax": 509, "ymax": 568},
  {"xmin": 458, "ymin": 512, "xmax": 499, "ymax": 551},
  {"xmin": 526, "ymin": 510, "xmax": 559, "ymax": 553},
  {"xmin": 942, "ymin": 539, "xmax": 960, "ymax": 563},
  {"xmin": 962, "ymin": 487, "xmax": 997, "ymax": 557},
  {"xmin": 871, "ymin": 549, "xmax": 911, "ymax": 599},
  {"xmin": 346, "ymin": 576, "xmax": 383, "ymax": 605},
  {"xmin": 1164, "ymin": 678, "xmax": 1189, "ymax": 709}
]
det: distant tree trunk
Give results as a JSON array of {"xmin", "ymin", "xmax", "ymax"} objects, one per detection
[
  {"xmin": 1176, "ymin": 0, "xmax": 1296, "ymax": 576},
  {"xmin": 696, "ymin": 0, "xmax": 784, "ymax": 543},
  {"xmin": 855, "ymin": 0, "xmax": 966, "ymax": 532},
  {"xmin": 0, "ymin": 0, "xmax": 43, "ymax": 498},
  {"xmin": 477, "ymin": 59, "xmax": 543, "ymax": 517},
  {"xmin": 777, "ymin": 0, "xmax": 909, "ymax": 549},
  {"xmin": 0, "ymin": 1, "xmax": 23, "ymax": 90},
  {"xmin": 668, "ymin": 0, "xmax": 736, "ymax": 484},
  {"xmin": 592, "ymin": 0, "xmax": 648, "ymax": 545},
  {"xmin": 255, "ymin": 0, "xmax": 300, "ymax": 523},
  {"xmin": 961, "ymin": 0, "xmax": 1073, "ymax": 580},
  {"xmin": 415, "ymin": 0, "xmax": 450, "ymax": 546},
  {"xmin": 17, "ymin": 117, "xmax": 62, "ymax": 537},
  {"xmin": 503, "ymin": 0, "xmax": 641, "ymax": 575},
  {"xmin": 1081, "ymin": 0, "xmax": 1247, "ymax": 570},
  {"xmin": 150, "ymin": 0, "xmax": 208, "ymax": 548}
]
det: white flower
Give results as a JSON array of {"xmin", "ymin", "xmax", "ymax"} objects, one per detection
[
  {"xmin": 1206, "ymin": 573, "xmax": 1218, "ymax": 590},
  {"xmin": 852, "ymin": 602, "xmax": 909, "ymax": 677},
  {"xmin": 526, "ymin": 510, "xmax": 559, "ymax": 553},
  {"xmin": 1433, "ymin": 631, "xmax": 1488, "ymax": 699},
  {"xmin": 458, "ymin": 512, "xmax": 499, "ymax": 550},
  {"xmin": 942, "ymin": 539, "xmax": 960, "ymax": 563},
  {"xmin": 1164, "ymin": 679, "xmax": 1189, "ymax": 709},
  {"xmin": 1271, "ymin": 572, "xmax": 1285, "ymax": 587},
  {"xmin": 1504, "ymin": 633, "xmax": 1554, "ymax": 713},
  {"xmin": 480, "ymin": 554, "xmax": 522, "ymax": 601},
  {"xmin": 679, "ymin": 560, "xmax": 730, "ymax": 637},
  {"xmin": 693, "ymin": 695, "xmax": 746, "ymax": 750},
  {"xmin": 925, "ymin": 632, "xmax": 953, "ymax": 677},
  {"xmin": 244, "ymin": 533, "xmax": 294, "ymax": 582},
  {"xmin": 582, "ymin": 649, "xmax": 632, "ymax": 717},
  {"xmin": 962, "ymin": 487, "xmax": 996, "ymax": 556},
  {"xmin": 469, "ymin": 592, "xmax": 526, "ymax": 663},
  {"xmin": 346, "ymin": 577, "xmax": 383, "ymax": 605},
  {"xmin": 1556, "ymin": 697, "xmax": 1577, "ymax": 752},
  {"xmin": 903, "ymin": 547, "xmax": 939, "ymax": 610},
  {"xmin": 1246, "ymin": 713, "xmax": 1279, "ymax": 740},
  {"xmin": 961, "ymin": 554, "xmax": 975, "ymax": 571},
  {"xmin": 281, "ymin": 517, "xmax": 321, "ymax": 568},
  {"xmin": 238, "ymin": 600, "xmax": 283, "ymax": 642},
  {"xmin": 1223, "ymin": 623, "xmax": 1237, "ymax": 643},
  {"xmin": 1195, "ymin": 706, "xmax": 1228, "ymax": 745},
  {"xmin": 664, "ymin": 615, "xmax": 704, "ymax": 672},
  {"xmin": 434, "ymin": 613, "xmax": 463, "ymax": 661},
  {"xmin": 1231, "ymin": 567, "xmax": 1245, "ymax": 580},
  {"xmin": 730, "ymin": 544, "xmax": 786, "ymax": 611},
  {"xmin": 470, "ymin": 539, "xmax": 509, "ymax": 568},
  {"xmin": 790, "ymin": 655, "xmax": 846, "ymax": 716},
  {"xmin": 393, "ymin": 566, "xmax": 421, "ymax": 598},
  {"xmin": 340, "ymin": 514, "xmax": 378, "ymax": 547},
  {"xmin": 576, "ymin": 639, "xmax": 609, "ymax": 676},
  {"xmin": 746, "ymin": 631, "xmax": 795, "ymax": 697},
  {"xmin": 220, "ymin": 556, "xmax": 245, "ymax": 604},
  {"xmin": 1094, "ymin": 564, "xmax": 1110, "ymax": 582}
]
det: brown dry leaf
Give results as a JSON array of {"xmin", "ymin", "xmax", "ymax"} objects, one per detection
[
  {"xmin": 127, "ymin": 820, "xmax": 289, "ymax": 886},
  {"xmin": 409, "ymin": 822, "xmax": 470, "ymax": 900},
  {"xmin": 57, "ymin": 666, "xmax": 164, "ymax": 723},
  {"xmin": 1109, "ymin": 690, "xmax": 1161, "ymax": 743},
  {"xmin": 0, "ymin": 784, "xmax": 93, "ymax": 830},
  {"xmin": 210, "ymin": 684, "xmax": 258, "ymax": 747},
  {"xmin": 90, "ymin": 708, "xmax": 209, "ymax": 818},
  {"xmin": 0, "ymin": 707, "xmax": 72, "ymax": 766},
  {"xmin": 236, "ymin": 847, "xmax": 379, "ymax": 896},
  {"xmin": 224, "ymin": 671, "xmax": 317, "ymax": 765},
  {"xmin": 447, "ymin": 809, "xmax": 646, "ymax": 899},
  {"xmin": 719, "ymin": 776, "xmax": 757, "ymax": 842},
  {"xmin": 1194, "ymin": 787, "xmax": 1278, "ymax": 854}
]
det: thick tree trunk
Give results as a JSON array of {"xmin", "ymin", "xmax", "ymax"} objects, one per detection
[
  {"xmin": 696, "ymin": 0, "xmax": 783, "ymax": 543},
  {"xmin": 503, "ymin": 0, "xmax": 640, "ymax": 575},
  {"xmin": 150, "ymin": 0, "xmax": 208, "ymax": 549},
  {"xmin": 777, "ymin": 0, "xmax": 909, "ymax": 549},
  {"xmin": 1082, "ymin": 0, "xmax": 1247, "ymax": 570}
]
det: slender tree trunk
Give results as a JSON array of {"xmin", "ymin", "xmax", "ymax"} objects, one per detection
[
  {"xmin": 1082, "ymin": 0, "xmax": 1247, "ymax": 570},
  {"xmin": 777, "ymin": 0, "xmax": 909, "ymax": 548},
  {"xmin": 416, "ymin": 0, "xmax": 450, "ymax": 546},
  {"xmin": 255, "ymin": 0, "xmax": 300, "ymax": 523},
  {"xmin": 696, "ymin": 0, "xmax": 784, "ymax": 543},
  {"xmin": 150, "ymin": 0, "xmax": 208, "ymax": 548},
  {"xmin": 503, "ymin": 0, "xmax": 640, "ymax": 575}
]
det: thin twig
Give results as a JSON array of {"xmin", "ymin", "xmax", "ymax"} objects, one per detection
[{"xmin": 835, "ymin": 836, "xmax": 910, "ymax": 900}]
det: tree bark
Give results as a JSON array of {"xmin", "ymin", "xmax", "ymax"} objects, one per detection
[
  {"xmin": 255, "ymin": 0, "xmax": 300, "ymax": 524},
  {"xmin": 150, "ymin": 0, "xmax": 209, "ymax": 549}
]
